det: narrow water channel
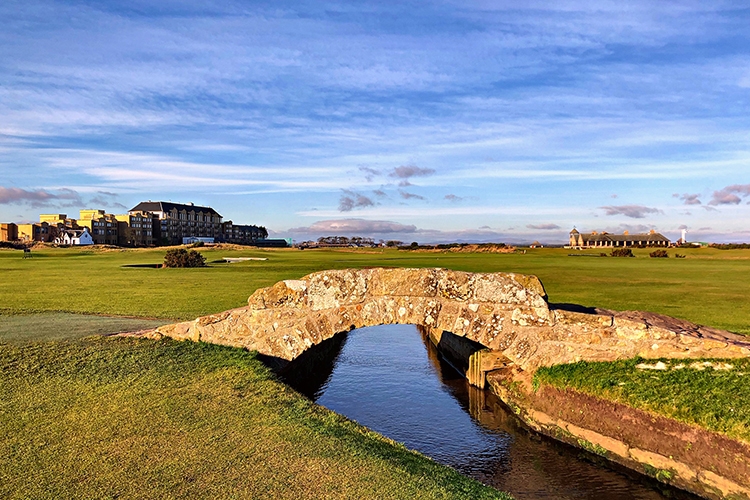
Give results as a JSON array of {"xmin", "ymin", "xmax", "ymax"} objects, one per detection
[{"xmin": 282, "ymin": 324, "xmax": 699, "ymax": 500}]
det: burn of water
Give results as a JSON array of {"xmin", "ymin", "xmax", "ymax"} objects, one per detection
[{"xmin": 281, "ymin": 324, "xmax": 699, "ymax": 500}]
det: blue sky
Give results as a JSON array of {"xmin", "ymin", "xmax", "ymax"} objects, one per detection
[{"xmin": 2, "ymin": 0, "xmax": 750, "ymax": 243}]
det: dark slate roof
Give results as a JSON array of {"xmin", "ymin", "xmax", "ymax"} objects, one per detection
[{"xmin": 129, "ymin": 201, "xmax": 222, "ymax": 218}]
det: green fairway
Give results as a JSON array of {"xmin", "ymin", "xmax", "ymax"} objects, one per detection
[
  {"xmin": 0, "ymin": 312, "xmax": 168, "ymax": 344},
  {"xmin": 1, "ymin": 245, "xmax": 749, "ymax": 333},
  {"xmin": 0, "ymin": 337, "xmax": 506, "ymax": 499},
  {"xmin": 535, "ymin": 357, "xmax": 750, "ymax": 443}
]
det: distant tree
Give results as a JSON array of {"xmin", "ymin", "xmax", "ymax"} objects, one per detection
[
  {"xmin": 258, "ymin": 226, "xmax": 268, "ymax": 239},
  {"xmin": 711, "ymin": 243, "xmax": 750, "ymax": 250},
  {"xmin": 385, "ymin": 240, "xmax": 403, "ymax": 247},
  {"xmin": 163, "ymin": 248, "xmax": 206, "ymax": 268},
  {"xmin": 610, "ymin": 248, "xmax": 634, "ymax": 257},
  {"xmin": 410, "ymin": 241, "xmax": 419, "ymax": 248}
]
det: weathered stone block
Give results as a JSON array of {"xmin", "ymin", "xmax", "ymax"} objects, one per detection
[
  {"xmin": 435, "ymin": 269, "xmax": 472, "ymax": 301},
  {"xmin": 566, "ymin": 422, "xmax": 631, "ymax": 459},
  {"xmin": 698, "ymin": 469, "xmax": 750, "ymax": 498},
  {"xmin": 629, "ymin": 448, "xmax": 697, "ymax": 482},
  {"xmin": 368, "ymin": 268, "xmax": 438, "ymax": 297},
  {"xmin": 306, "ymin": 269, "xmax": 370, "ymax": 310},
  {"xmin": 614, "ymin": 317, "xmax": 649, "ymax": 340},
  {"xmin": 248, "ymin": 280, "xmax": 308, "ymax": 309},
  {"xmin": 554, "ymin": 309, "xmax": 613, "ymax": 328}
]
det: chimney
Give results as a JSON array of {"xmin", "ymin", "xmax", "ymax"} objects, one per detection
[
  {"xmin": 649, "ymin": 229, "xmax": 656, "ymax": 234},
  {"xmin": 623, "ymin": 230, "xmax": 629, "ymax": 235}
]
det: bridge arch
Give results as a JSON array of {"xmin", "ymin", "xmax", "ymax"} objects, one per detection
[{"xmin": 152, "ymin": 268, "xmax": 750, "ymax": 379}]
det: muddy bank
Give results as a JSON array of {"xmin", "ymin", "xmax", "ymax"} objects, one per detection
[{"xmin": 485, "ymin": 368, "xmax": 750, "ymax": 500}]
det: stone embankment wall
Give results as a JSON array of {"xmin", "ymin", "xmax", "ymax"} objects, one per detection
[
  {"xmin": 487, "ymin": 369, "xmax": 750, "ymax": 500},
  {"xmin": 152, "ymin": 267, "xmax": 750, "ymax": 374}
]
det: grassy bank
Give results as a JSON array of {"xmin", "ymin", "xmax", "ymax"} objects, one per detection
[
  {"xmin": 1, "ymin": 245, "xmax": 750, "ymax": 333},
  {"xmin": 0, "ymin": 336, "xmax": 507, "ymax": 499},
  {"xmin": 534, "ymin": 357, "xmax": 750, "ymax": 443}
]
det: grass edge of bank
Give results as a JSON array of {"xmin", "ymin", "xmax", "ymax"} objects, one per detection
[{"xmin": 534, "ymin": 357, "xmax": 750, "ymax": 444}]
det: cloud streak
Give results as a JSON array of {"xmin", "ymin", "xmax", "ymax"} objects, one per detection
[
  {"xmin": 338, "ymin": 190, "xmax": 376, "ymax": 212},
  {"xmin": 390, "ymin": 165, "xmax": 436, "ymax": 179},
  {"xmin": 599, "ymin": 205, "xmax": 664, "ymax": 219},
  {"xmin": 0, "ymin": 186, "xmax": 83, "ymax": 209},
  {"xmin": 709, "ymin": 184, "xmax": 750, "ymax": 205},
  {"xmin": 398, "ymin": 190, "xmax": 426, "ymax": 201},
  {"xmin": 675, "ymin": 193, "xmax": 702, "ymax": 205}
]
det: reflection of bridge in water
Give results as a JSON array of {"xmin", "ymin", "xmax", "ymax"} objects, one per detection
[{"xmin": 281, "ymin": 324, "xmax": 698, "ymax": 500}]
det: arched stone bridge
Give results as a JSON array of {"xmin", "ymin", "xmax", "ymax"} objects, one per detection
[{"xmin": 149, "ymin": 268, "xmax": 750, "ymax": 383}]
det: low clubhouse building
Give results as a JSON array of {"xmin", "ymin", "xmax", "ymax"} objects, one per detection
[{"xmin": 569, "ymin": 228, "xmax": 670, "ymax": 249}]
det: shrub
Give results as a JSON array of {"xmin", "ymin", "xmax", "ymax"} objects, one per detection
[
  {"xmin": 190, "ymin": 241, "xmax": 205, "ymax": 248},
  {"xmin": 649, "ymin": 249, "xmax": 669, "ymax": 258},
  {"xmin": 675, "ymin": 253, "xmax": 686, "ymax": 259},
  {"xmin": 610, "ymin": 248, "xmax": 634, "ymax": 257},
  {"xmin": 0, "ymin": 241, "xmax": 26, "ymax": 250},
  {"xmin": 163, "ymin": 248, "xmax": 206, "ymax": 268}
]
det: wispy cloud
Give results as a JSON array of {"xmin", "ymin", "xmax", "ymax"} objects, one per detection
[
  {"xmin": 359, "ymin": 166, "xmax": 380, "ymax": 182},
  {"xmin": 674, "ymin": 193, "xmax": 702, "ymax": 205},
  {"xmin": 339, "ymin": 190, "xmax": 376, "ymax": 212},
  {"xmin": 526, "ymin": 223, "xmax": 561, "ymax": 230},
  {"xmin": 709, "ymin": 184, "xmax": 750, "ymax": 205},
  {"xmin": 599, "ymin": 205, "xmax": 664, "ymax": 219},
  {"xmin": 0, "ymin": 186, "xmax": 83, "ymax": 209},
  {"xmin": 398, "ymin": 190, "xmax": 426, "ymax": 201},
  {"xmin": 390, "ymin": 165, "xmax": 436, "ymax": 179}
]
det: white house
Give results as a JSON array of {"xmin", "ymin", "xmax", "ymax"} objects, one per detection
[{"xmin": 55, "ymin": 227, "xmax": 94, "ymax": 246}]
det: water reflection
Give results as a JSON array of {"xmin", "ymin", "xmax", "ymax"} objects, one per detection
[{"xmin": 281, "ymin": 324, "xmax": 698, "ymax": 500}]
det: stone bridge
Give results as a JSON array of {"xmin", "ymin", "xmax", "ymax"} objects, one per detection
[{"xmin": 149, "ymin": 268, "xmax": 750, "ymax": 384}]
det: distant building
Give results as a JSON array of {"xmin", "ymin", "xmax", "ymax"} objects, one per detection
[
  {"xmin": 220, "ymin": 221, "xmax": 268, "ymax": 244},
  {"xmin": 115, "ymin": 211, "xmax": 159, "ymax": 247},
  {"xmin": 569, "ymin": 228, "xmax": 670, "ymax": 248},
  {"xmin": 55, "ymin": 227, "xmax": 94, "ymax": 246},
  {"xmin": 17, "ymin": 222, "xmax": 56, "ymax": 242},
  {"xmin": 39, "ymin": 214, "xmax": 70, "ymax": 226},
  {"xmin": 10, "ymin": 201, "xmax": 272, "ymax": 248},
  {"xmin": 129, "ymin": 201, "xmax": 222, "ymax": 245},
  {"xmin": 0, "ymin": 223, "xmax": 18, "ymax": 242},
  {"xmin": 76, "ymin": 209, "xmax": 120, "ymax": 245}
]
